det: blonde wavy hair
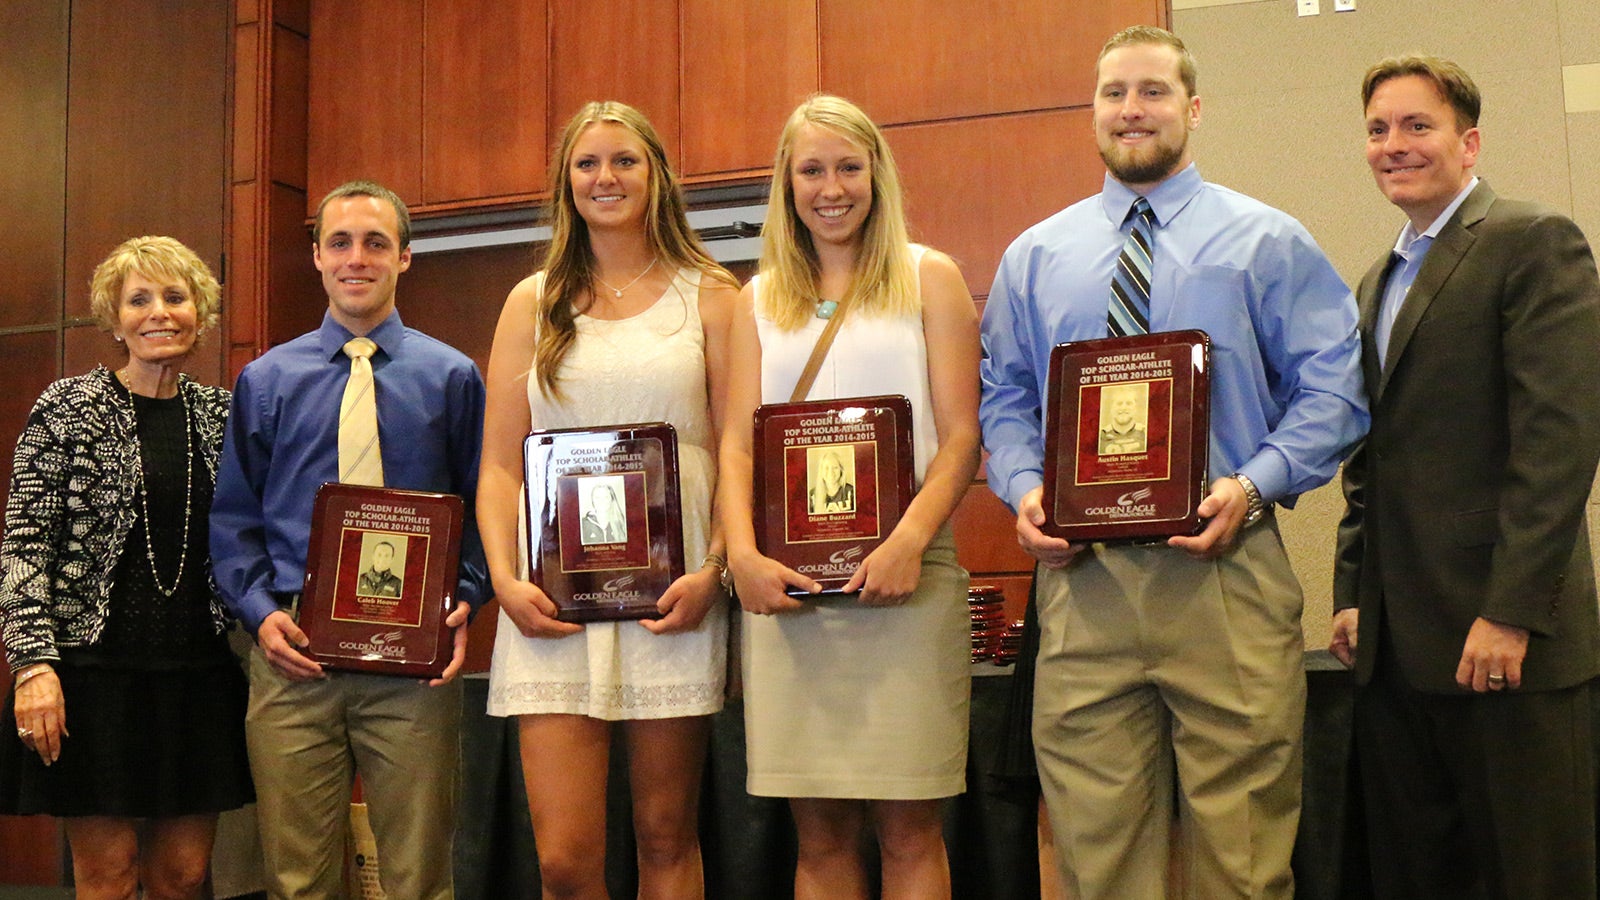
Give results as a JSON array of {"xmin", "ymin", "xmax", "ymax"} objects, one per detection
[
  {"xmin": 89, "ymin": 235, "xmax": 221, "ymax": 336},
  {"xmin": 533, "ymin": 100, "xmax": 737, "ymax": 398},
  {"xmin": 758, "ymin": 94, "xmax": 917, "ymax": 330}
]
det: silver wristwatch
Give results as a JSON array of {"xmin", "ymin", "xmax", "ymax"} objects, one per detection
[{"xmin": 1231, "ymin": 472, "xmax": 1265, "ymax": 528}]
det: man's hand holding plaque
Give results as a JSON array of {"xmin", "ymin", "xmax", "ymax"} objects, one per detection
[
  {"xmin": 1167, "ymin": 474, "xmax": 1250, "ymax": 561},
  {"xmin": 298, "ymin": 484, "xmax": 466, "ymax": 679},
  {"xmin": 1041, "ymin": 331, "xmax": 1211, "ymax": 543},
  {"xmin": 1013, "ymin": 485, "xmax": 1090, "ymax": 570}
]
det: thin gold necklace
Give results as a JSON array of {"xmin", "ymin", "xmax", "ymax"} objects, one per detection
[{"xmin": 593, "ymin": 258, "xmax": 659, "ymax": 298}]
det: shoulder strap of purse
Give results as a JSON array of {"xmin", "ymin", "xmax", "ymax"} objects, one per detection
[{"xmin": 789, "ymin": 307, "xmax": 848, "ymax": 402}]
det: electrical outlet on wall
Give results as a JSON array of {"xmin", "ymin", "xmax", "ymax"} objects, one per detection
[
  {"xmin": 1298, "ymin": 0, "xmax": 1320, "ymax": 15},
  {"xmin": 1335, "ymin": 0, "xmax": 1356, "ymax": 10}
]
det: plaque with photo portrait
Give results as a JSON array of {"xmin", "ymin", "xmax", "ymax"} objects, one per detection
[
  {"xmin": 299, "ymin": 484, "xmax": 464, "ymax": 678},
  {"xmin": 1042, "ymin": 331, "xmax": 1210, "ymax": 542},
  {"xmin": 752, "ymin": 395, "xmax": 915, "ymax": 596},
  {"xmin": 524, "ymin": 422, "xmax": 684, "ymax": 622}
]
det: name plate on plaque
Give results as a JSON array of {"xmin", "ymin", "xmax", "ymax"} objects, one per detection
[
  {"xmin": 524, "ymin": 423, "xmax": 684, "ymax": 622},
  {"xmin": 752, "ymin": 395, "xmax": 915, "ymax": 595},
  {"xmin": 300, "ymin": 484, "xmax": 463, "ymax": 678},
  {"xmin": 1042, "ymin": 331, "xmax": 1210, "ymax": 542}
]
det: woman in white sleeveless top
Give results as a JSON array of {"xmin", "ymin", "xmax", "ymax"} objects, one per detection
[
  {"xmin": 719, "ymin": 95, "xmax": 982, "ymax": 899},
  {"xmin": 478, "ymin": 101, "xmax": 739, "ymax": 899}
]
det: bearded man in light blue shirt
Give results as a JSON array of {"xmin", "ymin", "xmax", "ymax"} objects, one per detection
[{"xmin": 979, "ymin": 26, "xmax": 1367, "ymax": 899}]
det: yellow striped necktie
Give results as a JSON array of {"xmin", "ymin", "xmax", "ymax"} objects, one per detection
[{"xmin": 339, "ymin": 337, "xmax": 384, "ymax": 486}]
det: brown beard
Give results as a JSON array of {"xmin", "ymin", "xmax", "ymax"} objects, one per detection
[{"xmin": 1099, "ymin": 136, "xmax": 1187, "ymax": 187}]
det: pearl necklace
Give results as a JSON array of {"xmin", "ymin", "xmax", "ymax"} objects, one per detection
[
  {"xmin": 593, "ymin": 258, "xmax": 659, "ymax": 298},
  {"xmin": 127, "ymin": 378, "xmax": 194, "ymax": 598}
]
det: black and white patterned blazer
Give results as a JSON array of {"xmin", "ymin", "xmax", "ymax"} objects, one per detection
[{"xmin": 0, "ymin": 367, "xmax": 231, "ymax": 670}]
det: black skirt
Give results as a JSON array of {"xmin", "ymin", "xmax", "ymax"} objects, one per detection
[{"xmin": 0, "ymin": 657, "xmax": 254, "ymax": 818}]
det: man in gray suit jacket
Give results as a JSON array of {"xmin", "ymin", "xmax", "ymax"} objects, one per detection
[{"xmin": 1331, "ymin": 54, "xmax": 1600, "ymax": 898}]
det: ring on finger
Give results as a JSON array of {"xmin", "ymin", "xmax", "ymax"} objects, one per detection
[
  {"xmin": 1488, "ymin": 673, "xmax": 1507, "ymax": 684},
  {"xmin": 16, "ymin": 727, "xmax": 32, "ymax": 738}
]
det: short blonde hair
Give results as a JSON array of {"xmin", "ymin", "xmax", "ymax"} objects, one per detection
[
  {"xmin": 89, "ymin": 236, "xmax": 221, "ymax": 336},
  {"xmin": 760, "ymin": 94, "xmax": 917, "ymax": 330},
  {"xmin": 1098, "ymin": 26, "xmax": 1198, "ymax": 98}
]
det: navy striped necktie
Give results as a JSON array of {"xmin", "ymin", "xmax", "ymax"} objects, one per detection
[{"xmin": 1108, "ymin": 197, "xmax": 1156, "ymax": 337}]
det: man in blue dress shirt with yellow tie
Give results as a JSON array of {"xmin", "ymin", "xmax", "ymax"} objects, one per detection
[
  {"xmin": 979, "ymin": 26, "xmax": 1367, "ymax": 898},
  {"xmin": 211, "ymin": 180, "xmax": 487, "ymax": 899}
]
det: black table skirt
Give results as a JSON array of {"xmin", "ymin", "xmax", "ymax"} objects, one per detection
[{"xmin": 451, "ymin": 658, "xmax": 1367, "ymax": 899}]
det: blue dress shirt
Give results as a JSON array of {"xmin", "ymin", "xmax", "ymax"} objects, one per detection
[
  {"xmin": 980, "ymin": 164, "xmax": 1369, "ymax": 511},
  {"xmin": 1374, "ymin": 176, "xmax": 1479, "ymax": 365},
  {"xmin": 211, "ymin": 310, "xmax": 489, "ymax": 632}
]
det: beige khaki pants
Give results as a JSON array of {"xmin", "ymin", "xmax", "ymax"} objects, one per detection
[
  {"xmin": 246, "ymin": 647, "xmax": 461, "ymax": 900},
  {"xmin": 1032, "ymin": 521, "xmax": 1304, "ymax": 899}
]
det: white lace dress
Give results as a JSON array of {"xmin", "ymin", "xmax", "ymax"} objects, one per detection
[{"xmin": 486, "ymin": 268, "xmax": 726, "ymax": 720}]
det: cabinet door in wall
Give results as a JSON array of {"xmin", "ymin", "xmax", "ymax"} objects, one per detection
[
  {"xmin": 66, "ymin": 0, "xmax": 229, "ymax": 325},
  {"xmin": 821, "ymin": 0, "xmax": 1163, "ymax": 125},
  {"xmin": 1, "ymin": 0, "xmax": 66, "ymax": 332},
  {"xmin": 423, "ymin": 0, "xmax": 547, "ymax": 205},
  {"xmin": 681, "ymin": 0, "xmax": 818, "ymax": 180},
  {"xmin": 887, "ymin": 109, "xmax": 1102, "ymax": 295},
  {"xmin": 307, "ymin": 0, "xmax": 424, "ymax": 210},
  {"xmin": 547, "ymin": 0, "xmax": 680, "ymax": 168}
]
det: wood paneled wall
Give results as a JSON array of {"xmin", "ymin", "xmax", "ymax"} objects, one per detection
[
  {"xmin": 286, "ymin": 0, "xmax": 1164, "ymax": 305},
  {"xmin": 0, "ymin": 4, "xmax": 67, "ymax": 334},
  {"xmin": 423, "ymin": 0, "xmax": 548, "ymax": 203},
  {"xmin": 231, "ymin": 0, "xmax": 327, "ymax": 365},
  {"xmin": 681, "ymin": 0, "xmax": 818, "ymax": 179},
  {"xmin": 0, "ymin": 0, "xmax": 230, "ymax": 885},
  {"xmin": 297, "ymin": 1, "xmax": 1163, "ymax": 227},
  {"xmin": 0, "ymin": 0, "xmax": 229, "ymax": 561},
  {"xmin": 0, "ymin": 4, "xmax": 70, "ymax": 882},
  {"xmin": 0, "ymin": 0, "xmax": 228, "ymax": 393},
  {"xmin": 306, "ymin": 0, "xmax": 424, "ymax": 201}
]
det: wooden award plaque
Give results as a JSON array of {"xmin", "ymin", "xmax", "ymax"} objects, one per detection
[
  {"xmin": 752, "ymin": 395, "xmax": 915, "ymax": 595},
  {"xmin": 300, "ymin": 484, "xmax": 463, "ymax": 678},
  {"xmin": 1041, "ymin": 330, "xmax": 1211, "ymax": 542},
  {"xmin": 524, "ymin": 422, "xmax": 683, "ymax": 622}
]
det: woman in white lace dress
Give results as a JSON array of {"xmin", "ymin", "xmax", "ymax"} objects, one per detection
[
  {"xmin": 719, "ymin": 95, "xmax": 982, "ymax": 898},
  {"xmin": 478, "ymin": 101, "xmax": 739, "ymax": 898}
]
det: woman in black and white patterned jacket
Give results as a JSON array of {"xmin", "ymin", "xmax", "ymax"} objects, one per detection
[{"xmin": 0, "ymin": 236, "xmax": 253, "ymax": 899}]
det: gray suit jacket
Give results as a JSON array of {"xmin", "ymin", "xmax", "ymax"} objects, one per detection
[{"xmin": 1333, "ymin": 181, "xmax": 1600, "ymax": 692}]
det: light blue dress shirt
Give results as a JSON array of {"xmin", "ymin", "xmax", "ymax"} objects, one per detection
[
  {"xmin": 979, "ymin": 164, "xmax": 1369, "ymax": 511},
  {"xmin": 1374, "ymin": 176, "xmax": 1479, "ymax": 364},
  {"xmin": 210, "ymin": 310, "xmax": 489, "ymax": 632}
]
